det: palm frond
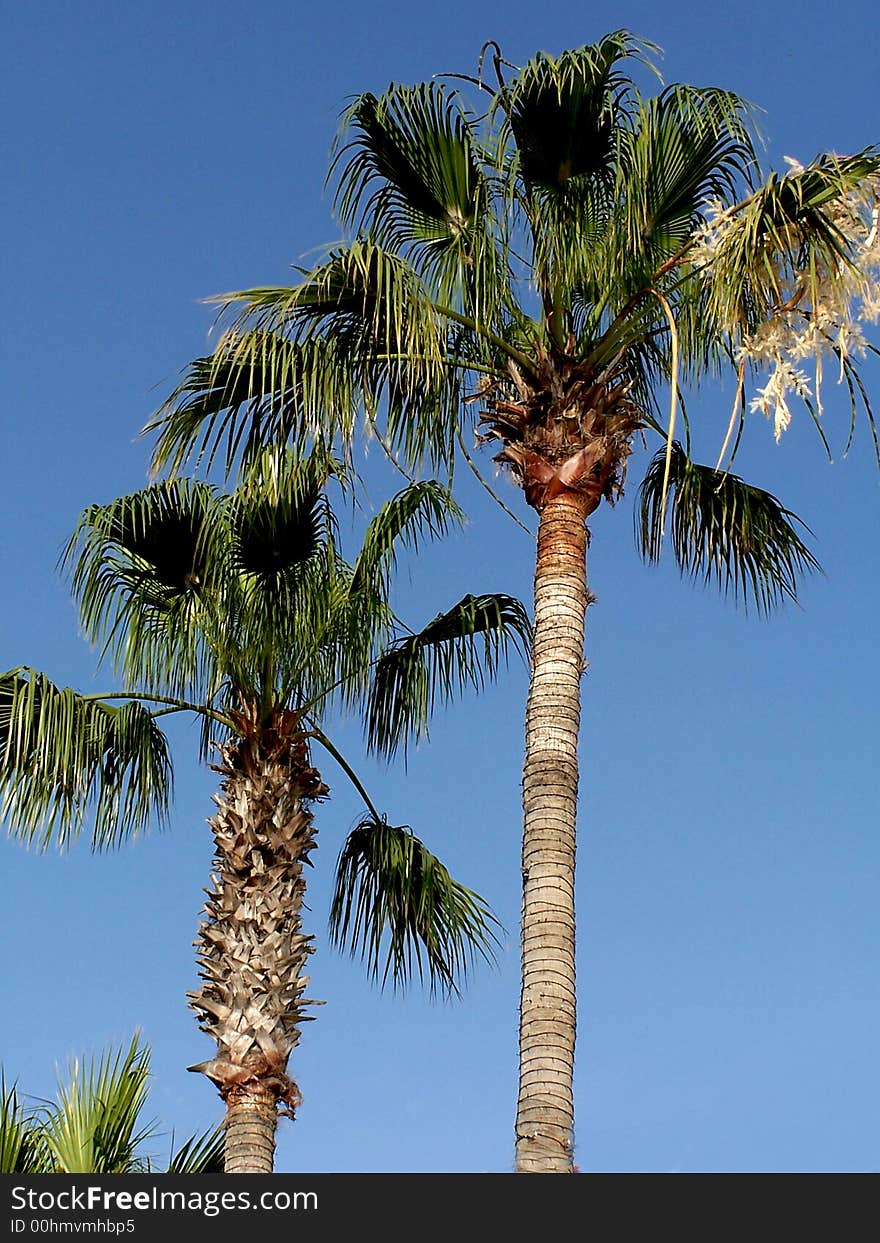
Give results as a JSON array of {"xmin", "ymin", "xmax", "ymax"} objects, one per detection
[
  {"xmin": 637, "ymin": 441, "xmax": 821, "ymax": 612},
  {"xmin": 349, "ymin": 480, "xmax": 463, "ymax": 599},
  {"xmin": 0, "ymin": 1076, "xmax": 47, "ymax": 1173},
  {"xmin": 333, "ymin": 83, "xmax": 482, "ymax": 241},
  {"xmin": 219, "ymin": 451, "xmax": 362, "ymax": 709},
  {"xmin": 207, "ymin": 241, "xmax": 463, "ymax": 473},
  {"xmin": 331, "ymin": 82, "xmax": 508, "ymax": 318},
  {"xmin": 39, "ymin": 1035, "xmax": 155, "ymax": 1175},
  {"xmin": 493, "ymin": 32, "xmax": 651, "ymax": 190},
  {"xmin": 0, "ymin": 669, "xmax": 172, "ymax": 849},
  {"xmin": 230, "ymin": 450, "xmax": 340, "ymax": 578},
  {"xmin": 164, "ymin": 1125, "xmax": 225, "ymax": 1174},
  {"xmin": 367, "ymin": 593, "xmax": 531, "ymax": 757},
  {"xmin": 147, "ymin": 331, "xmax": 360, "ymax": 478},
  {"xmin": 63, "ymin": 480, "xmax": 223, "ymax": 698},
  {"xmin": 329, "ymin": 816, "xmax": 500, "ymax": 994},
  {"xmin": 614, "ymin": 85, "xmax": 756, "ymax": 284}
]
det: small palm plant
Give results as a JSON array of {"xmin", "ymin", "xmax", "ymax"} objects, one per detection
[
  {"xmin": 1, "ymin": 1034, "xmax": 224, "ymax": 1174},
  {"xmin": 0, "ymin": 450, "xmax": 529, "ymax": 1172}
]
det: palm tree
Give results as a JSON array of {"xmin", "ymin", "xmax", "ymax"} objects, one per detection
[
  {"xmin": 0, "ymin": 451, "xmax": 529, "ymax": 1172},
  {"xmin": 144, "ymin": 34, "xmax": 880, "ymax": 1171},
  {"xmin": 1, "ymin": 1034, "xmax": 224, "ymax": 1174}
]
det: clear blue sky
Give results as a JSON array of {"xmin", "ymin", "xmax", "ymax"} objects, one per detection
[{"xmin": 3, "ymin": 0, "xmax": 879, "ymax": 1174}]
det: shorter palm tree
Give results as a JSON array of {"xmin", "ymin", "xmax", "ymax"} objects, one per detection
[
  {"xmin": 0, "ymin": 1034, "xmax": 224, "ymax": 1174},
  {"xmin": 0, "ymin": 451, "xmax": 529, "ymax": 1172}
]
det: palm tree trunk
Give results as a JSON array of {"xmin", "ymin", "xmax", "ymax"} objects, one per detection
[
  {"xmin": 223, "ymin": 1083, "xmax": 277, "ymax": 1174},
  {"xmin": 187, "ymin": 729, "xmax": 328, "ymax": 1173},
  {"xmin": 515, "ymin": 488, "xmax": 589, "ymax": 1173}
]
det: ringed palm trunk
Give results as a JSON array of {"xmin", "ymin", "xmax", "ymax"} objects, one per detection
[
  {"xmin": 516, "ymin": 488, "xmax": 590, "ymax": 1173},
  {"xmin": 188, "ymin": 724, "xmax": 328, "ymax": 1174}
]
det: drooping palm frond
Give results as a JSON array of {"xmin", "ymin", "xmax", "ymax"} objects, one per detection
[
  {"xmin": 0, "ymin": 669, "xmax": 172, "ymax": 849},
  {"xmin": 147, "ymin": 332, "xmax": 360, "ymax": 478},
  {"xmin": 349, "ymin": 480, "xmax": 463, "ymax": 599},
  {"xmin": 701, "ymin": 150, "xmax": 880, "ymax": 338},
  {"xmin": 637, "ymin": 442, "xmax": 821, "ymax": 612},
  {"xmin": 38, "ymin": 1036, "xmax": 155, "ymax": 1175},
  {"xmin": 0, "ymin": 1076, "xmax": 47, "ymax": 1173},
  {"xmin": 366, "ymin": 593, "xmax": 531, "ymax": 757},
  {"xmin": 329, "ymin": 816, "xmax": 500, "ymax": 994},
  {"xmin": 203, "ymin": 241, "xmax": 467, "ymax": 474}
]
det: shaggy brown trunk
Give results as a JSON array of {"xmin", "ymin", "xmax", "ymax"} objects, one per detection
[
  {"xmin": 515, "ymin": 488, "xmax": 589, "ymax": 1173},
  {"xmin": 187, "ymin": 728, "xmax": 327, "ymax": 1174}
]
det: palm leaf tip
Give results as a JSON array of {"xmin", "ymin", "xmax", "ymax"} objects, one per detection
[
  {"xmin": 637, "ymin": 442, "xmax": 821, "ymax": 613},
  {"xmin": 349, "ymin": 479, "xmax": 463, "ymax": 599},
  {"xmin": 329, "ymin": 816, "xmax": 501, "ymax": 996}
]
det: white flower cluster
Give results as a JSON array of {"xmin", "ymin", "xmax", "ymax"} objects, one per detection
[
  {"xmin": 689, "ymin": 196, "xmax": 733, "ymax": 270},
  {"xmin": 695, "ymin": 160, "xmax": 880, "ymax": 443}
]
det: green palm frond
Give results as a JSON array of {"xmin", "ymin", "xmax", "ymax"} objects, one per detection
[
  {"xmin": 39, "ymin": 1036, "xmax": 155, "ymax": 1175},
  {"xmin": 367, "ymin": 593, "xmax": 531, "ymax": 757},
  {"xmin": 0, "ymin": 669, "xmax": 172, "ymax": 849},
  {"xmin": 349, "ymin": 480, "xmax": 463, "ymax": 599},
  {"xmin": 207, "ymin": 242, "xmax": 463, "ymax": 473},
  {"xmin": 494, "ymin": 33, "xmax": 651, "ymax": 191},
  {"xmin": 615, "ymin": 85, "xmax": 756, "ymax": 277},
  {"xmin": 329, "ymin": 816, "xmax": 500, "ymax": 994},
  {"xmin": 219, "ymin": 241, "xmax": 442, "ymax": 355},
  {"xmin": 637, "ymin": 442, "xmax": 821, "ymax": 612},
  {"xmin": 164, "ymin": 1125, "xmax": 225, "ymax": 1173},
  {"xmin": 333, "ymin": 83, "xmax": 483, "ymax": 241},
  {"xmin": 63, "ymin": 480, "xmax": 223, "ymax": 697},
  {"xmin": 147, "ymin": 331, "xmax": 359, "ymax": 478},
  {"xmin": 67, "ymin": 478, "xmax": 219, "ymax": 595},
  {"xmin": 331, "ymin": 82, "xmax": 507, "ymax": 316},
  {"xmin": 221, "ymin": 453, "xmax": 361, "ymax": 708},
  {"xmin": 230, "ymin": 451, "xmax": 338, "ymax": 578},
  {"xmin": 3, "ymin": 1042, "xmax": 222, "ymax": 1175},
  {"xmin": 0, "ymin": 1076, "xmax": 47, "ymax": 1173}
]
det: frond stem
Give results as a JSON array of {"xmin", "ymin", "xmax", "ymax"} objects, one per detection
[
  {"xmin": 455, "ymin": 428, "xmax": 533, "ymax": 535},
  {"xmin": 306, "ymin": 722, "xmax": 383, "ymax": 823},
  {"xmin": 714, "ymin": 356, "xmax": 747, "ymax": 474},
  {"xmin": 648, "ymin": 290, "xmax": 680, "ymax": 538},
  {"xmin": 78, "ymin": 690, "xmax": 230, "ymax": 727},
  {"xmin": 433, "ymin": 302, "xmax": 541, "ymax": 380}
]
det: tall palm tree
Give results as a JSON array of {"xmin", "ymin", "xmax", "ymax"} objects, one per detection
[
  {"xmin": 0, "ymin": 451, "xmax": 529, "ymax": 1173},
  {"xmin": 144, "ymin": 34, "xmax": 880, "ymax": 1171},
  {"xmin": 1, "ymin": 1034, "xmax": 224, "ymax": 1174}
]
